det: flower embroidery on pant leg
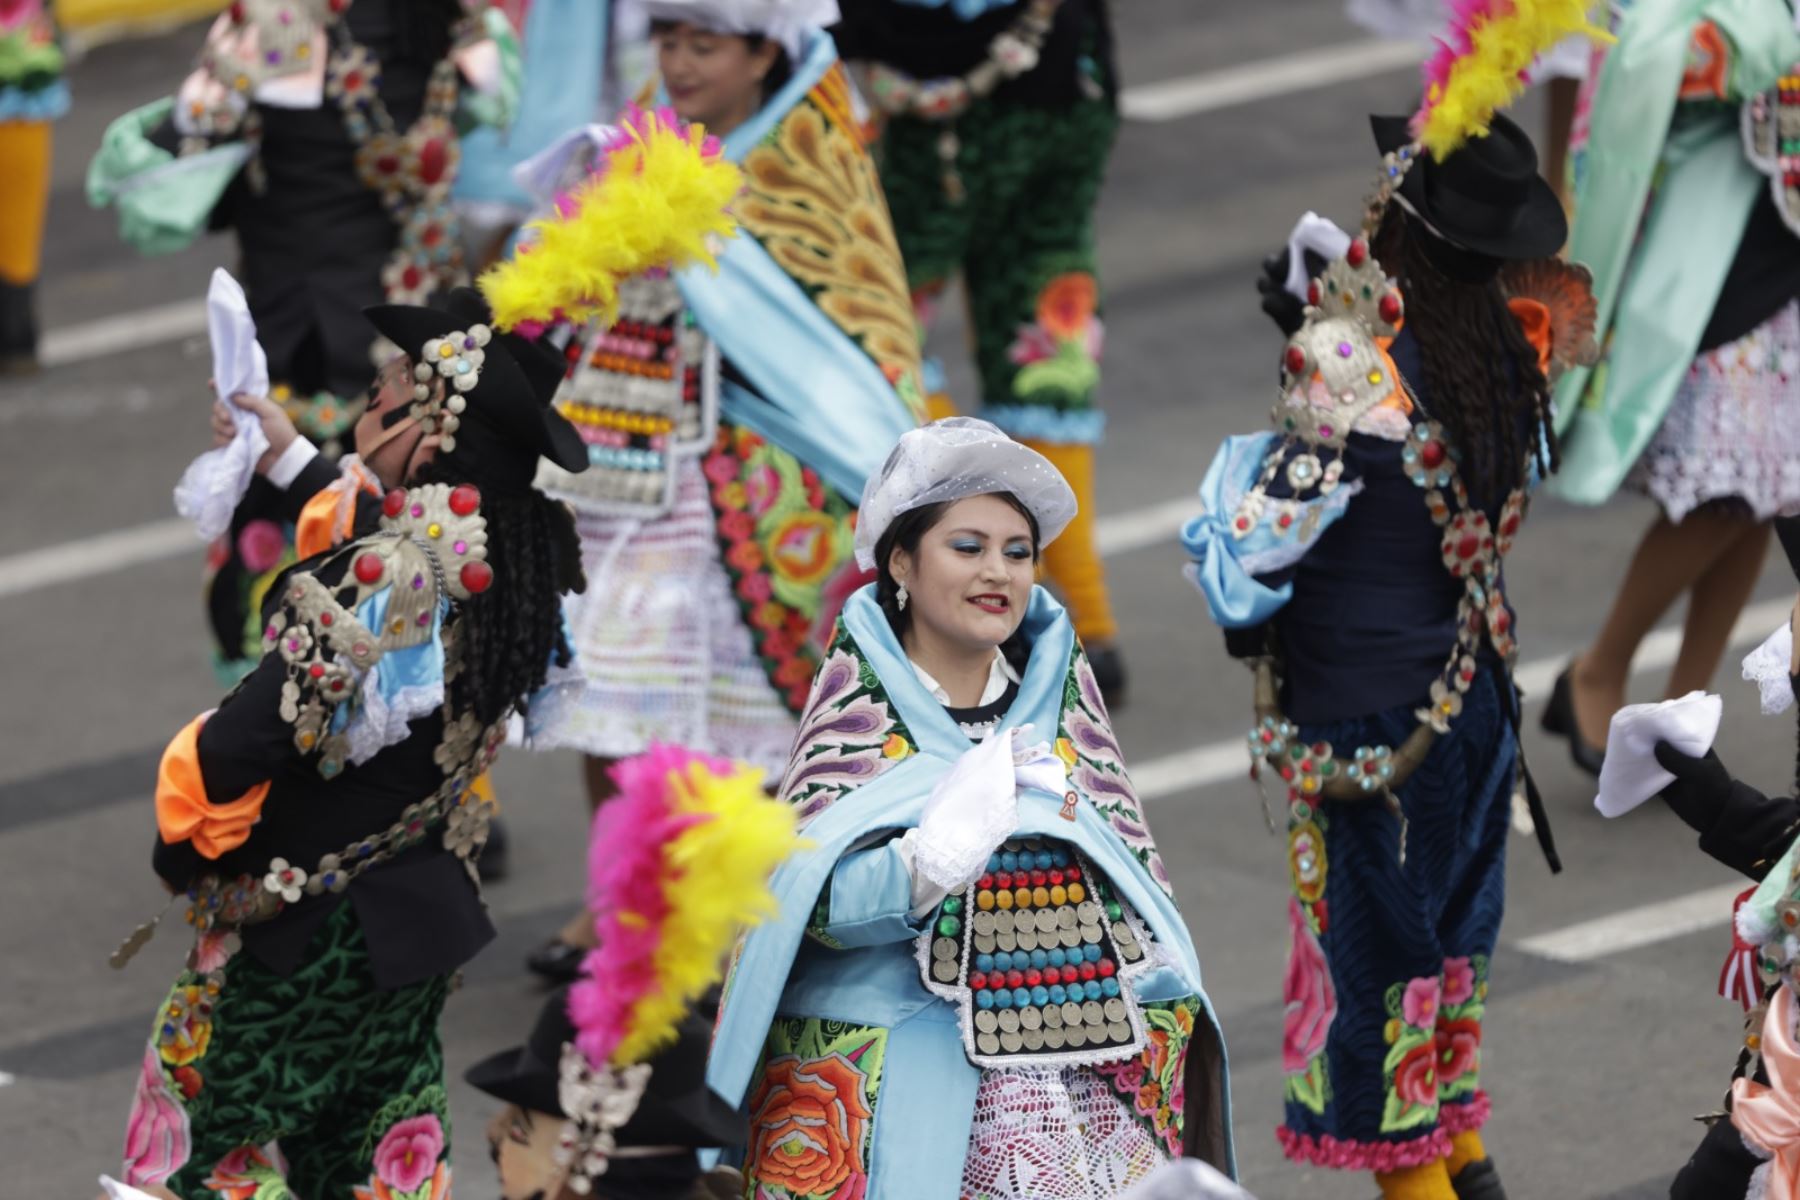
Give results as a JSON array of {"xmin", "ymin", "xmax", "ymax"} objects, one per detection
[
  {"xmin": 1436, "ymin": 953, "xmax": 1489, "ymax": 1102},
  {"xmin": 1379, "ymin": 974, "xmax": 1444, "ymax": 1132},
  {"xmin": 122, "ymin": 1043, "xmax": 193, "ymax": 1188}
]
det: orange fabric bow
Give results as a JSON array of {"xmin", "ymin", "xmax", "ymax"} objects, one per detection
[
  {"xmin": 155, "ymin": 714, "xmax": 270, "ymax": 859},
  {"xmin": 295, "ymin": 458, "xmax": 381, "ymax": 559},
  {"xmin": 1732, "ymin": 984, "xmax": 1800, "ymax": 1199},
  {"xmin": 1506, "ymin": 297, "xmax": 1554, "ymax": 378}
]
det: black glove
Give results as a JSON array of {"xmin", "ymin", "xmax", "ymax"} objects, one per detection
[
  {"xmin": 1653, "ymin": 741, "xmax": 1735, "ymax": 833},
  {"xmin": 1222, "ymin": 623, "xmax": 1271, "ymax": 660},
  {"xmin": 1256, "ymin": 248, "xmax": 1327, "ymax": 338}
]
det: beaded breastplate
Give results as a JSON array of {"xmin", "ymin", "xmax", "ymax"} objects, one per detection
[
  {"xmin": 1744, "ymin": 71, "xmax": 1800, "ymax": 237},
  {"xmin": 535, "ymin": 272, "xmax": 720, "ymax": 515},
  {"xmin": 1230, "ymin": 237, "xmax": 1530, "ymax": 848},
  {"xmin": 918, "ymin": 836, "xmax": 1154, "ymax": 1068}
]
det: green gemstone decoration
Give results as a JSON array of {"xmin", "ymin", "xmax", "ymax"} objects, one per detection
[{"xmin": 937, "ymin": 915, "xmax": 961, "ymax": 937}]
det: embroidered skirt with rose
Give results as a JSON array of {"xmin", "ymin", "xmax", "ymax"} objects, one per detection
[
  {"xmin": 121, "ymin": 904, "xmax": 454, "ymax": 1200},
  {"xmin": 1277, "ymin": 667, "xmax": 1513, "ymax": 1170}
]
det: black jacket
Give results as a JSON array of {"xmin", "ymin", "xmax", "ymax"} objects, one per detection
[{"xmin": 156, "ymin": 455, "xmax": 491, "ymax": 989}]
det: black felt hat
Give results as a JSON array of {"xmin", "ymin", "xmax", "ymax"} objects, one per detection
[
  {"xmin": 1371, "ymin": 112, "xmax": 1568, "ymax": 261},
  {"xmin": 464, "ymin": 986, "xmax": 744, "ymax": 1149},
  {"xmin": 364, "ymin": 287, "xmax": 587, "ymax": 475}
]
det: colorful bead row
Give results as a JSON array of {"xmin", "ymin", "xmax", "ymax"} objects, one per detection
[
  {"xmin": 562, "ymin": 404, "xmax": 676, "ymax": 436},
  {"xmin": 972, "ymin": 973, "xmax": 1123, "ymax": 1011},
  {"xmin": 587, "ymin": 445, "xmax": 666, "ymax": 471}
]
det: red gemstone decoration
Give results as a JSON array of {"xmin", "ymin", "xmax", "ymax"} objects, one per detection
[
  {"xmin": 969, "ymin": 972, "xmax": 987, "ymax": 990},
  {"xmin": 319, "ymin": 612, "xmax": 333, "ymax": 627},
  {"xmin": 1066, "ymin": 868, "xmax": 1081, "ymax": 882},
  {"xmin": 343, "ymin": 70, "xmax": 363, "ymax": 91},
  {"xmin": 1030, "ymin": 870, "xmax": 1046, "ymax": 886},
  {"xmin": 1306, "ymin": 280, "xmax": 1322, "ymax": 306},
  {"xmin": 1500, "ymin": 514, "xmax": 1520, "ymax": 536},
  {"xmin": 1097, "ymin": 959, "xmax": 1116, "ymax": 978},
  {"xmin": 1420, "ymin": 440, "xmax": 1446, "ymax": 469},
  {"xmin": 1346, "ymin": 238, "xmax": 1367, "ymax": 266},
  {"xmin": 401, "ymin": 265, "xmax": 423, "ymax": 290},
  {"xmin": 460, "ymin": 561, "xmax": 494, "ymax": 594},
  {"xmin": 1455, "ymin": 535, "xmax": 1479, "ymax": 560},
  {"xmin": 308, "ymin": 663, "xmax": 325, "ymax": 679},
  {"xmin": 383, "ymin": 489, "xmax": 407, "ymax": 518},
  {"xmin": 1080, "ymin": 962, "xmax": 1098, "ymax": 981},
  {"xmin": 1283, "ymin": 345, "xmax": 1307, "ymax": 375},
  {"xmin": 448, "ymin": 484, "xmax": 481, "ymax": 516},
  {"xmin": 1379, "ymin": 292, "xmax": 1403, "ymax": 324},
  {"xmin": 1025, "ymin": 969, "xmax": 1043, "ymax": 987},
  {"xmin": 354, "ymin": 553, "xmax": 384, "ymax": 585},
  {"xmin": 418, "ymin": 138, "xmax": 449, "ymax": 185}
]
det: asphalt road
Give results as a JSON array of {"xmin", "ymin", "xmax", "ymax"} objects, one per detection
[{"xmin": 1, "ymin": 4, "xmax": 1788, "ymax": 1197}]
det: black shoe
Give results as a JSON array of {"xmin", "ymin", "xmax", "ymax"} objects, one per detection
[
  {"xmin": 1540, "ymin": 666, "xmax": 1604, "ymax": 778},
  {"xmin": 0, "ymin": 279, "xmax": 38, "ymax": 374},
  {"xmin": 526, "ymin": 936, "xmax": 588, "ymax": 984},
  {"xmin": 1087, "ymin": 644, "xmax": 1127, "ymax": 709},
  {"xmin": 475, "ymin": 815, "xmax": 508, "ymax": 883},
  {"xmin": 1451, "ymin": 1158, "xmax": 1506, "ymax": 1200}
]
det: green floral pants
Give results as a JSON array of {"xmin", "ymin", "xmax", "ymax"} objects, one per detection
[
  {"xmin": 121, "ymin": 905, "xmax": 454, "ymax": 1200},
  {"xmin": 878, "ymin": 97, "xmax": 1119, "ymax": 444}
]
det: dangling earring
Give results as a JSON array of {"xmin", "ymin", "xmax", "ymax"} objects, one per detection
[{"xmin": 897, "ymin": 583, "xmax": 909, "ymax": 612}]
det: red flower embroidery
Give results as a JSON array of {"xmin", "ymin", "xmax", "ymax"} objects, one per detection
[
  {"xmin": 1393, "ymin": 1042, "xmax": 1439, "ymax": 1109},
  {"xmin": 1435, "ymin": 1018, "xmax": 1481, "ymax": 1082}
]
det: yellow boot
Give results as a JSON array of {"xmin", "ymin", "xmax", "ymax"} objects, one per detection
[
  {"xmin": 1017, "ymin": 439, "xmax": 1124, "ymax": 697},
  {"xmin": 1375, "ymin": 1159, "xmax": 1457, "ymax": 1200}
]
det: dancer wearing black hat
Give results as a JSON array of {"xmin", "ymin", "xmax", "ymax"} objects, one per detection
[
  {"xmin": 113, "ymin": 286, "xmax": 587, "ymax": 1199},
  {"xmin": 109, "ymin": 118, "xmax": 739, "ymax": 1193},
  {"xmin": 1645, "ymin": 515, "xmax": 1800, "ymax": 1198},
  {"xmin": 1183, "ymin": 5, "xmax": 1606, "ymax": 1197}
]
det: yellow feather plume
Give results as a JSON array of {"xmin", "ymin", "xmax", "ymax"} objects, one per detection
[
  {"xmin": 478, "ymin": 107, "xmax": 744, "ymax": 332},
  {"xmin": 1414, "ymin": 0, "xmax": 1610, "ymax": 160},
  {"xmin": 612, "ymin": 761, "xmax": 800, "ymax": 1066}
]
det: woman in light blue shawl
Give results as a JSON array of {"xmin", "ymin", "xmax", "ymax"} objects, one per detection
[{"xmin": 708, "ymin": 419, "xmax": 1231, "ymax": 1199}]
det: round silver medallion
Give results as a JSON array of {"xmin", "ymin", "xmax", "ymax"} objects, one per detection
[
  {"xmin": 1077, "ymin": 901, "xmax": 1102, "ymax": 924},
  {"xmin": 931, "ymin": 959, "xmax": 959, "ymax": 983},
  {"xmin": 1036, "ymin": 910, "xmax": 1060, "ymax": 935},
  {"xmin": 932, "ymin": 937, "xmax": 958, "ymax": 960},
  {"xmin": 999, "ymin": 1030, "xmax": 1024, "ymax": 1053},
  {"xmin": 1015, "ymin": 929, "xmax": 1039, "ymax": 952},
  {"xmin": 996, "ymin": 930, "xmax": 1017, "ymax": 952},
  {"xmin": 1022, "ymin": 1027, "xmax": 1045, "ymax": 1051},
  {"xmin": 974, "ymin": 932, "xmax": 997, "ymax": 954},
  {"xmin": 1058, "ymin": 928, "xmax": 1081, "ymax": 949},
  {"xmin": 1019, "ymin": 1006, "xmax": 1043, "ymax": 1031},
  {"xmin": 1065, "ymin": 1024, "xmax": 1088, "ymax": 1048},
  {"xmin": 1083, "ymin": 1000, "xmax": 1105, "ymax": 1026},
  {"xmin": 975, "ymin": 1010, "xmax": 999, "ymax": 1034},
  {"xmin": 1042, "ymin": 1004, "xmax": 1063, "ymax": 1029},
  {"xmin": 972, "ymin": 911, "xmax": 996, "ymax": 936},
  {"xmin": 1107, "ymin": 1020, "xmax": 1133, "ymax": 1043},
  {"xmin": 1044, "ymin": 1026, "xmax": 1067, "ymax": 1050},
  {"xmin": 1103, "ymin": 997, "xmax": 1128, "ymax": 1023},
  {"xmin": 998, "ymin": 1009, "xmax": 1021, "ymax": 1033},
  {"xmin": 1062, "ymin": 1001, "xmax": 1084, "ymax": 1026},
  {"xmin": 977, "ymin": 1031, "xmax": 1001, "ymax": 1056}
]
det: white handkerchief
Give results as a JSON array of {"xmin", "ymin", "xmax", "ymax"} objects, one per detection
[
  {"xmin": 1593, "ymin": 691, "xmax": 1723, "ymax": 818},
  {"xmin": 1743, "ymin": 620, "xmax": 1796, "ymax": 715},
  {"xmin": 1120, "ymin": 1158, "xmax": 1258, "ymax": 1199},
  {"xmin": 1283, "ymin": 212, "xmax": 1353, "ymax": 300},
  {"xmin": 99, "ymin": 1175, "xmax": 166, "ymax": 1200},
  {"xmin": 174, "ymin": 269, "xmax": 271, "ymax": 541}
]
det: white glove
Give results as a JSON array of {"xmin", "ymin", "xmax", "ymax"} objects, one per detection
[{"xmin": 900, "ymin": 726, "xmax": 1063, "ymax": 916}]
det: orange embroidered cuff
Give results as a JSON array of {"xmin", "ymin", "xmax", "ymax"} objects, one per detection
[{"xmin": 155, "ymin": 714, "xmax": 271, "ymax": 859}]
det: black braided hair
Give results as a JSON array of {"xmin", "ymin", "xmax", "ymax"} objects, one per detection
[
  {"xmin": 873, "ymin": 492, "xmax": 1041, "ymax": 677},
  {"xmin": 1372, "ymin": 206, "xmax": 1558, "ymax": 508},
  {"xmin": 410, "ymin": 462, "xmax": 586, "ymax": 728}
]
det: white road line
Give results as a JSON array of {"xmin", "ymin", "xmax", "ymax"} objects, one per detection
[
  {"xmin": 0, "ymin": 1069, "xmax": 12, "ymax": 1087},
  {"xmin": 1515, "ymin": 882, "xmax": 1748, "ymax": 963},
  {"xmin": 38, "ymin": 298, "xmax": 208, "ymax": 370},
  {"xmin": 1094, "ymin": 496, "xmax": 1195, "ymax": 557},
  {"xmin": 0, "ymin": 518, "xmax": 197, "ymax": 599},
  {"xmin": 1120, "ymin": 38, "xmax": 1424, "ymax": 123}
]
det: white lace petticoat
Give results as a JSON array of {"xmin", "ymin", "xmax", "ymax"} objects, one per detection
[
  {"xmin": 959, "ymin": 1065, "xmax": 1165, "ymax": 1199},
  {"xmin": 527, "ymin": 458, "xmax": 797, "ymax": 771},
  {"xmin": 1627, "ymin": 300, "xmax": 1800, "ymax": 523}
]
